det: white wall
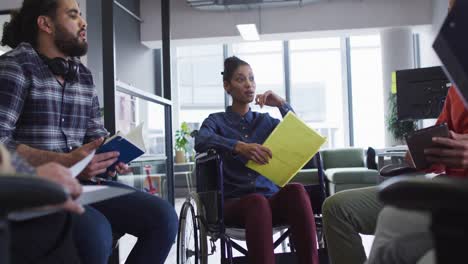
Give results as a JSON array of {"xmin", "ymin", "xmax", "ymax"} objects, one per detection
[
  {"xmin": 0, "ymin": 0, "xmax": 22, "ymax": 10},
  {"xmin": 0, "ymin": 0, "xmax": 86, "ymax": 12},
  {"xmin": 417, "ymin": 0, "xmax": 450, "ymax": 68},
  {"xmin": 417, "ymin": 25, "xmax": 440, "ymax": 68},
  {"xmin": 141, "ymin": 0, "xmax": 433, "ymax": 48},
  {"xmin": 432, "ymin": 0, "xmax": 448, "ymax": 32}
]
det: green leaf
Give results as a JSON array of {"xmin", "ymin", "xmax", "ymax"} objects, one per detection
[
  {"xmin": 174, "ymin": 122, "xmax": 193, "ymax": 151},
  {"xmin": 386, "ymin": 93, "xmax": 416, "ymax": 141}
]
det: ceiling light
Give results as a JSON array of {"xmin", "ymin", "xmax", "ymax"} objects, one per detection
[{"xmin": 236, "ymin": 24, "xmax": 260, "ymax": 41}]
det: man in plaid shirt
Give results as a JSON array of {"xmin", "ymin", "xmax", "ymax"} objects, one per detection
[{"xmin": 0, "ymin": 0, "xmax": 177, "ymax": 263}]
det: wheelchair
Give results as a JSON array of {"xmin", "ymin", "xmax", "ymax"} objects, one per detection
[{"xmin": 177, "ymin": 150, "xmax": 328, "ymax": 264}]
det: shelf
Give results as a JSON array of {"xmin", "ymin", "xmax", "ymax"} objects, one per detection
[{"xmin": 115, "ymin": 80, "xmax": 172, "ymax": 106}]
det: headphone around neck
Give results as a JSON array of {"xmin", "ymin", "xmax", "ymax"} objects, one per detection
[{"xmin": 38, "ymin": 54, "xmax": 79, "ymax": 82}]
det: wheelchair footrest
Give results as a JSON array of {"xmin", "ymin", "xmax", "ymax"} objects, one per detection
[{"xmin": 227, "ymin": 252, "xmax": 297, "ymax": 264}]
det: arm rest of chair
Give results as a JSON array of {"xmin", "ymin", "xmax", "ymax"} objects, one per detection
[
  {"xmin": 0, "ymin": 175, "xmax": 68, "ymax": 216},
  {"xmin": 195, "ymin": 149, "xmax": 220, "ymax": 165},
  {"xmin": 378, "ymin": 176, "xmax": 468, "ymax": 212},
  {"xmin": 195, "ymin": 150, "xmax": 224, "ymax": 194},
  {"xmin": 379, "ymin": 164, "xmax": 419, "ymax": 177}
]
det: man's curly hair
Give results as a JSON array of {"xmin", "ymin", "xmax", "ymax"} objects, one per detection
[{"xmin": 1, "ymin": 0, "xmax": 59, "ymax": 49}]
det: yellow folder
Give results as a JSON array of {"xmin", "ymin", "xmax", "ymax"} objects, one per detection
[{"xmin": 246, "ymin": 112, "xmax": 326, "ymax": 187}]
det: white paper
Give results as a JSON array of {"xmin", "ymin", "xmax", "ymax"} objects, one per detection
[
  {"xmin": 76, "ymin": 185, "xmax": 134, "ymax": 205},
  {"xmin": 125, "ymin": 123, "xmax": 146, "ymax": 152},
  {"xmin": 70, "ymin": 150, "xmax": 95, "ymax": 177},
  {"xmin": 83, "ymin": 185, "xmax": 108, "ymax": 192},
  {"xmin": 9, "ymin": 185, "xmax": 134, "ymax": 221}
]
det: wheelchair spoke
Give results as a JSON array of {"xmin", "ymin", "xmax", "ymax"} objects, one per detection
[{"xmin": 177, "ymin": 195, "xmax": 209, "ymax": 264}]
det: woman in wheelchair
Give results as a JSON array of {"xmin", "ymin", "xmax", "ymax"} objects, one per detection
[{"xmin": 194, "ymin": 56, "xmax": 318, "ymax": 264}]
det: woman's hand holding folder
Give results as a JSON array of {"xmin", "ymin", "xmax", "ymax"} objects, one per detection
[{"xmin": 234, "ymin": 141, "xmax": 272, "ymax": 165}]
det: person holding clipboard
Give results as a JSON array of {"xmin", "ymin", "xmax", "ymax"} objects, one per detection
[{"xmin": 195, "ymin": 56, "xmax": 319, "ymax": 264}]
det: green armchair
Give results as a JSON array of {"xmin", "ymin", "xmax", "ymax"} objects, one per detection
[{"xmin": 321, "ymin": 147, "xmax": 379, "ymax": 194}]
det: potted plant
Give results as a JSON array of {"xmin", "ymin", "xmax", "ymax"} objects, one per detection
[
  {"xmin": 387, "ymin": 93, "xmax": 417, "ymax": 144},
  {"xmin": 175, "ymin": 122, "xmax": 191, "ymax": 163}
]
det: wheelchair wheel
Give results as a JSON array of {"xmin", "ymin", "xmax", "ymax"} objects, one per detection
[{"xmin": 177, "ymin": 193, "xmax": 208, "ymax": 264}]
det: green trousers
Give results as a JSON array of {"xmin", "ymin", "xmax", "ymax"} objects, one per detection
[{"xmin": 322, "ymin": 186, "xmax": 383, "ymax": 264}]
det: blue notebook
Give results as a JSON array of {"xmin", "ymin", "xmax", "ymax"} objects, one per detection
[{"xmin": 96, "ymin": 124, "xmax": 146, "ymax": 168}]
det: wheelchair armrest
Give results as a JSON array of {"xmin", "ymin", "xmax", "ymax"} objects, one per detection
[
  {"xmin": 379, "ymin": 176, "xmax": 468, "ymax": 212},
  {"xmin": 195, "ymin": 149, "xmax": 220, "ymax": 164},
  {"xmin": 379, "ymin": 164, "xmax": 419, "ymax": 177},
  {"xmin": 194, "ymin": 150, "xmax": 224, "ymax": 194},
  {"xmin": 0, "ymin": 175, "xmax": 68, "ymax": 216}
]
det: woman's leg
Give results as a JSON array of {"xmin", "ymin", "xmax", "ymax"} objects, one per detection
[
  {"xmin": 224, "ymin": 193, "xmax": 274, "ymax": 264},
  {"xmin": 89, "ymin": 181, "xmax": 178, "ymax": 264},
  {"xmin": 269, "ymin": 183, "xmax": 318, "ymax": 264}
]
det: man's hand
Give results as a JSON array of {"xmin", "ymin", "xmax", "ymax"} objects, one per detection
[
  {"xmin": 255, "ymin": 90, "xmax": 286, "ymax": 108},
  {"xmin": 234, "ymin": 141, "xmax": 272, "ymax": 165},
  {"xmin": 36, "ymin": 163, "xmax": 84, "ymax": 214},
  {"xmin": 425, "ymin": 131, "xmax": 468, "ymax": 168},
  {"xmin": 77, "ymin": 151, "xmax": 119, "ymax": 180},
  {"xmin": 63, "ymin": 137, "xmax": 118, "ymax": 180},
  {"xmin": 63, "ymin": 137, "xmax": 104, "ymax": 166},
  {"xmin": 106, "ymin": 162, "xmax": 132, "ymax": 178},
  {"xmin": 115, "ymin": 162, "xmax": 132, "ymax": 174}
]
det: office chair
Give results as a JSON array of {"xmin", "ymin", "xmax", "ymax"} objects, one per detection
[
  {"xmin": 0, "ymin": 175, "xmax": 68, "ymax": 264},
  {"xmin": 379, "ymin": 176, "xmax": 468, "ymax": 263}
]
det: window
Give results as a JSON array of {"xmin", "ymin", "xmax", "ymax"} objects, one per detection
[
  {"xmin": 350, "ymin": 35, "xmax": 385, "ymax": 148},
  {"xmin": 289, "ymin": 38, "xmax": 345, "ymax": 148},
  {"xmin": 232, "ymin": 41, "xmax": 285, "ymax": 119},
  {"xmin": 0, "ymin": 14, "xmax": 11, "ymax": 55},
  {"xmin": 173, "ymin": 34, "xmax": 386, "ymax": 150},
  {"xmin": 115, "ymin": 90, "xmax": 166, "ymax": 157},
  {"xmin": 177, "ymin": 45, "xmax": 224, "ymax": 128}
]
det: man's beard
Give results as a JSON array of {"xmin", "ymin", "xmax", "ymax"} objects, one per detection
[{"xmin": 54, "ymin": 24, "xmax": 88, "ymax": 57}]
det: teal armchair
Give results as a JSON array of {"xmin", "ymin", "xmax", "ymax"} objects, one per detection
[{"xmin": 321, "ymin": 147, "xmax": 379, "ymax": 194}]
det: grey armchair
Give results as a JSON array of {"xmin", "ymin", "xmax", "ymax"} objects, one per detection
[{"xmin": 0, "ymin": 175, "xmax": 68, "ymax": 264}]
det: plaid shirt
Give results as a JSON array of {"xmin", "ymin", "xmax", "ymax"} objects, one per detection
[
  {"xmin": 0, "ymin": 43, "xmax": 108, "ymax": 153},
  {"xmin": 11, "ymin": 151, "xmax": 36, "ymax": 175}
]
